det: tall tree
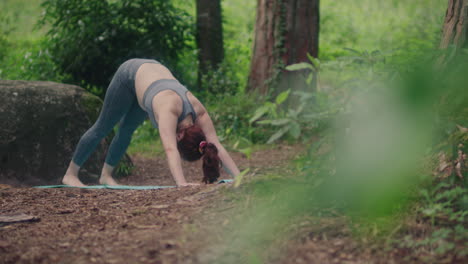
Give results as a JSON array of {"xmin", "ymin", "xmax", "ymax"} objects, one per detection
[
  {"xmin": 440, "ymin": 0, "xmax": 468, "ymax": 49},
  {"xmin": 247, "ymin": 0, "xmax": 319, "ymax": 95},
  {"xmin": 196, "ymin": 0, "xmax": 224, "ymax": 87}
]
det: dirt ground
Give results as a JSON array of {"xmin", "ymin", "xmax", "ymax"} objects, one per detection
[
  {"xmin": 1, "ymin": 145, "xmax": 462, "ymax": 264},
  {"xmin": 0, "ymin": 145, "xmax": 306, "ymax": 264}
]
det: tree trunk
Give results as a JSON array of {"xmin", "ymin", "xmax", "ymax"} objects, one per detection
[
  {"xmin": 440, "ymin": 0, "xmax": 468, "ymax": 49},
  {"xmin": 196, "ymin": 0, "xmax": 224, "ymax": 87},
  {"xmin": 247, "ymin": 0, "xmax": 319, "ymax": 96}
]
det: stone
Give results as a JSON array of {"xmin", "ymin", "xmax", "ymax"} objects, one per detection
[{"xmin": 0, "ymin": 80, "xmax": 132, "ymax": 185}]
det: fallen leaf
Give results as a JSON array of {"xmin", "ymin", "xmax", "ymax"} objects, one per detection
[
  {"xmin": 0, "ymin": 241, "xmax": 10, "ymax": 248},
  {"xmin": 456, "ymin": 124, "xmax": 468, "ymax": 133},
  {"xmin": 149, "ymin": 204, "xmax": 170, "ymax": 209},
  {"xmin": 436, "ymin": 152, "xmax": 453, "ymax": 179},
  {"xmin": 0, "ymin": 213, "xmax": 40, "ymax": 224},
  {"xmin": 58, "ymin": 209, "xmax": 74, "ymax": 214}
]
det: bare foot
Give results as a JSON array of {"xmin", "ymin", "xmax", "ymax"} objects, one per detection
[
  {"xmin": 62, "ymin": 174, "xmax": 86, "ymax": 187},
  {"xmin": 99, "ymin": 175, "xmax": 120, "ymax": 186}
]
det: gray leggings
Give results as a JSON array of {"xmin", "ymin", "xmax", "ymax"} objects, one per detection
[{"xmin": 72, "ymin": 59, "xmax": 158, "ymax": 167}]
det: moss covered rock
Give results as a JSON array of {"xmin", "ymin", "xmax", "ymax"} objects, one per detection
[{"xmin": 0, "ymin": 80, "xmax": 131, "ymax": 185}]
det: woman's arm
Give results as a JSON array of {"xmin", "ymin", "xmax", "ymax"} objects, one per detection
[
  {"xmin": 196, "ymin": 111, "xmax": 240, "ymax": 177},
  {"xmin": 157, "ymin": 105, "xmax": 192, "ymax": 186}
]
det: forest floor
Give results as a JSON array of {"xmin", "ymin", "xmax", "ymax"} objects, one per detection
[{"xmin": 0, "ymin": 145, "xmax": 462, "ymax": 264}]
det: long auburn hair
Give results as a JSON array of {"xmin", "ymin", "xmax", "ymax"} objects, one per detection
[{"xmin": 177, "ymin": 125, "xmax": 220, "ymax": 183}]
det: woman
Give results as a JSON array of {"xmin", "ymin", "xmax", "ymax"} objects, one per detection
[{"xmin": 62, "ymin": 58, "xmax": 240, "ymax": 187}]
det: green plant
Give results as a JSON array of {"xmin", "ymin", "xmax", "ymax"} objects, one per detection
[
  {"xmin": 285, "ymin": 53, "xmax": 321, "ymax": 86},
  {"xmin": 396, "ymin": 178, "xmax": 468, "ymax": 259},
  {"xmin": 205, "ymin": 92, "xmax": 260, "ymax": 143},
  {"xmin": 0, "ymin": 37, "xmax": 65, "ymax": 81},
  {"xmin": 199, "ymin": 62, "xmax": 240, "ymax": 95},
  {"xmin": 39, "ymin": 0, "xmax": 193, "ymax": 95},
  {"xmin": 420, "ymin": 182, "xmax": 467, "ymax": 226},
  {"xmin": 249, "ymin": 81, "xmax": 337, "ymax": 144},
  {"xmin": 249, "ymin": 90, "xmax": 299, "ymax": 143},
  {"xmin": 115, "ymin": 160, "xmax": 135, "ymax": 177}
]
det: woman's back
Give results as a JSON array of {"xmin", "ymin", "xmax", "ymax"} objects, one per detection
[
  {"xmin": 134, "ymin": 63, "xmax": 176, "ymax": 108},
  {"xmin": 135, "ymin": 63, "xmax": 205, "ymax": 127}
]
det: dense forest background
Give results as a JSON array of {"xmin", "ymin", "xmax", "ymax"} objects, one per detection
[{"xmin": 0, "ymin": 0, "xmax": 467, "ymax": 263}]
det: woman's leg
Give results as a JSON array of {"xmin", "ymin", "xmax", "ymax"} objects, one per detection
[
  {"xmin": 99, "ymin": 102, "xmax": 147, "ymax": 185},
  {"xmin": 62, "ymin": 68, "xmax": 135, "ymax": 186}
]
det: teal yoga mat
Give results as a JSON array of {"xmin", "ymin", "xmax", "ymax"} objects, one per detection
[
  {"xmin": 34, "ymin": 185, "xmax": 174, "ymax": 190},
  {"xmin": 35, "ymin": 179, "xmax": 233, "ymax": 189}
]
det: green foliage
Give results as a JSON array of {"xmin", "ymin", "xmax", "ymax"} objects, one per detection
[
  {"xmin": 0, "ymin": 0, "xmax": 47, "ymax": 40},
  {"xmin": 199, "ymin": 62, "xmax": 240, "ymax": 95},
  {"xmin": 0, "ymin": 36, "xmax": 65, "ymax": 82},
  {"xmin": 396, "ymin": 102, "xmax": 468, "ymax": 259},
  {"xmin": 249, "ymin": 47, "xmax": 404, "ymax": 145},
  {"xmin": 128, "ymin": 120, "xmax": 164, "ymax": 158},
  {"xmin": 250, "ymin": 54, "xmax": 336, "ymax": 144},
  {"xmin": 222, "ymin": 0, "xmax": 256, "ymax": 91},
  {"xmin": 219, "ymin": 47, "xmax": 468, "ymax": 261},
  {"xmin": 3, "ymin": 0, "xmax": 465, "ymax": 262},
  {"xmin": 396, "ymin": 179, "xmax": 468, "ymax": 259},
  {"xmin": 233, "ymin": 168, "xmax": 250, "ymax": 188},
  {"xmin": 285, "ymin": 53, "xmax": 320, "ymax": 85},
  {"xmin": 419, "ymin": 182, "xmax": 467, "ymax": 227},
  {"xmin": 251, "ymin": 90, "xmax": 337, "ymax": 144},
  {"xmin": 0, "ymin": 15, "xmax": 12, "ymax": 63},
  {"xmin": 1, "ymin": 39, "xmax": 66, "ymax": 81},
  {"xmin": 0, "ymin": 1, "xmax": 58, "ymax": 81},
  {"xmin": 115, "ymin": 160, "xmax": 135, "ymax": 178},
  {"xmin": 250, "ymin": 90, "xmax": 294, "ymax": 143},
  {"xmin": 171, "ymin": 0, "xmax": 255, "ymax": 92},
  {"xmin": 320, "ymin": 0, "xmax": 446, "ymax": 60},
  {"xmin": 39, "ymin": 0, "xmax": 193, "ymax": 94},
  {"xmin": 204, "ymin": 92, "xmax": 261, "ymax": 143}
]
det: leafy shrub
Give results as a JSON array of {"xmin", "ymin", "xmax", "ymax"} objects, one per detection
[
  {"xmin": 315, "ymin": 51, "xmax": 467, "ymax": 259},
  {"xmin": 39, "ymin": 0, "xmax": 193, "ymax": 94},
  {"xmin": 204, "ymin": 92, "xmax": 263, "ymax": 143},
  {"xmin": 250, "ymin": 89, "xmax": 338, "ymax": 144},
  {"xmin": 396, "ymin": 172, "xmax": 468, "ymax": 260},
  {"xmin": 249, "ymin": 55, "xmax": 337, "ymax": 144},
  {"xmin": 199, "ymin": 62, "xmax": 240, "ymax": 95}
]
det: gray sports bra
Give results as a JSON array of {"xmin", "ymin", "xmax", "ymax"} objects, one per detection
[{"xmin": 142, "ymin": 79, "xmax": 197, "ymax": 129}]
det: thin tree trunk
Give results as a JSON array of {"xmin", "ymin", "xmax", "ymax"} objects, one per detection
[
  {"xmin": 247, "ymin": 0, "xmax": 277, "ymax": 95},
  {"xmin": 196, "ymin": 0, "xmax": 224, "ymax": 88},
  {"xmin": 247, "ymin": 0, "xmax": 319, "ymax": 96},
  {"xmin": 440, "ymin": 0, "xmax": 468, "ymax": 49}
]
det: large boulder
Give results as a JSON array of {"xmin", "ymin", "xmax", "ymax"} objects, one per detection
[{"xmin": 0, "ymin": 80, "xmax": 132, "ymax": 186}]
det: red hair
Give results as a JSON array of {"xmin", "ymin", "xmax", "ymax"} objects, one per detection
[{"xmin": 177, "ymin": 125, "xmax": 220, "ymax": 183}]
